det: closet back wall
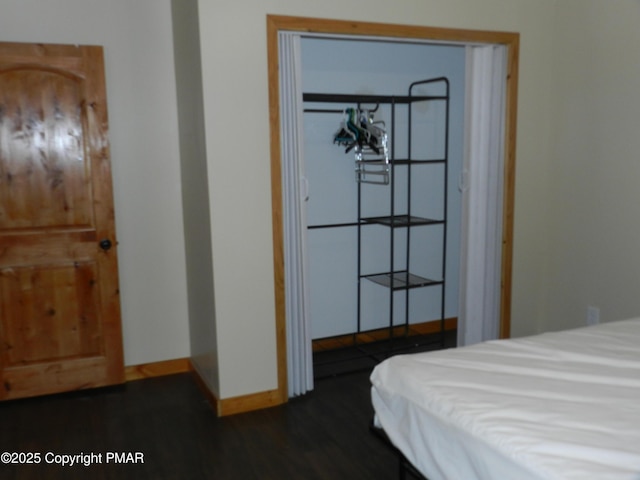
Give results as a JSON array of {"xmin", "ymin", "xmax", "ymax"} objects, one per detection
[{"xmin": 301, "ymin": 38, "xmax": 465, "ymax": 339}]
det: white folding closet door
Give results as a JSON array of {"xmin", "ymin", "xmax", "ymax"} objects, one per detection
[
  {"xmin": 278, "ymin": 32, "xmax": 314, "ymax": 397},
  {"xmin": 458, "ymin": 45, "xmax": 507, "ymax": 347}
]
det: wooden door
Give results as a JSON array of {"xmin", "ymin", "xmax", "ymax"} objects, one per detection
[{"xmin": 0, "ymin": 42, "xmax": 124, "ymax": 400}]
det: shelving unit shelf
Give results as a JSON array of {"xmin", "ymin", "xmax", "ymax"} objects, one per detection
[
  {"xmin": 361, "ymin": 215, "xmax": 444, "ymax": 227},
  {"xmin": 362, "ymin": 271, "xmax": 444, "ymax": 290}
]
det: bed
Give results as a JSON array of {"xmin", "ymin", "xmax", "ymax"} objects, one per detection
[{"xmin": 370, "ymin": 318, "xmax": 640, "ymax": 480}]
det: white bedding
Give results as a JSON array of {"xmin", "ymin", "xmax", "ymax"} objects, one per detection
[{"xmin": 370, "ymin": 319, "xmax": 640, "ymax": 480}]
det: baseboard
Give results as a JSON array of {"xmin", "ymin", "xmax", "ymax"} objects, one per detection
[
  {"xmin": 126, "ymin": 358, "xmax": 285, "ymax": 417},
  {"xmin": 313, "ymin": 317, "xmax": 457, "ymax": 352},
  {"xmin": 189, "ymin": 364, "xmax": 284, "ymax": 417},
  {"xmin": 409, "ymin": 317, "xmax": 457, "ymax": 336},
  {"xmin": 124, "ymin": 357, "xmax": 192, "ymax": 382},
  {"xmin": 217, "ymin": 389, "xmax": 284, "ymax": 417}
]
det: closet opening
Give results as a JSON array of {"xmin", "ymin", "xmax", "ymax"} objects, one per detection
[{"xmin": 267, "ymin": 16, "xmax": 519, "ymax": 400}]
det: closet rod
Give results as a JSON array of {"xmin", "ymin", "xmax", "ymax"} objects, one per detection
[
  {"xmin": 303, "ymin": 92, "xmax": 447, "ymax": 104},
  {"xmin": 303, "ymin": 108, "xmax": 344, "ymax": 113}
]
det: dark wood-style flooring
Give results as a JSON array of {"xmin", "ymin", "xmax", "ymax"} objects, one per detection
[
  {"xmin": 1, "ymin": 332, "xmax": 456, "ymax": 480},
  {"xmin": 0, "ymin": 369, "xmax": 397, "ymax": 479}
]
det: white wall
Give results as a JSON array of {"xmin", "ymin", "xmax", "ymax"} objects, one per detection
[
  {"xmin": 0, "ymin": 0, "xmax": 190, "ymax": 366},
  {"xmin": 171, "ymin": 0, "xmax": 219, "ymax": 394},
  {"xmin": 196, "ymin": 0, "xmax": 558, "ymax": 399},
  {"xmin": 544, "ymin": 0, "xmax": 640, "ymax": 331}
]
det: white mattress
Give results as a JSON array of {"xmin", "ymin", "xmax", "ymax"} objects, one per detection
[{"xmin": 370, "ymin": 319, "xmax": 640, "ymax": 480}]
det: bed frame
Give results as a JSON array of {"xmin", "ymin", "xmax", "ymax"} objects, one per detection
[{"xmin": 369, "ymin": 421, "xmax": 428, "ymax": 480}]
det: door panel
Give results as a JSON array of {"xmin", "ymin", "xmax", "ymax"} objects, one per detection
[
  {"xmin": 0, "ymin": 67, "xmax": 92, "ymax": 229},
  {"xmin": 0, "ymin": 42, "xmax": 124, "ymax": 400},
  {"xmin": 1, "ymin": 262, "xmax": 102, "ymax": 365}
]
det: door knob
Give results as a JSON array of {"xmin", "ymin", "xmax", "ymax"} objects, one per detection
[{"xmin": 99, "ymin": 239, "xmax": 112, "ymax": 251}]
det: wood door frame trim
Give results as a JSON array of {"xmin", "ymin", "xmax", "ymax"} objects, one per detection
[{"xmin": 267, "ymin": 14, "xmax": 520, "ymax": 401}]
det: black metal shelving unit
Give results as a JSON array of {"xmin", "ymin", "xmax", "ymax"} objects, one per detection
[{"xmin": 305, "ymin": 77, "xmax": 450, "ymax": 376}]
